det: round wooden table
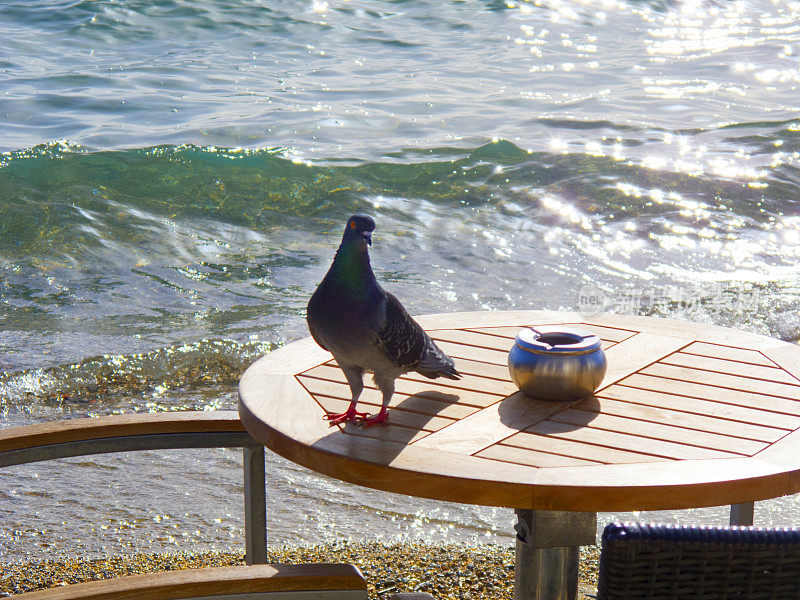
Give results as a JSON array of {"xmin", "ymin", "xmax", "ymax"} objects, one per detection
[{"xmin": 238, "ymin": 311, "xmax": 800, "ymax": 600}]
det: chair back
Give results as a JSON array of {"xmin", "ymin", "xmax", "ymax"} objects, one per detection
[{"xmin": 597, "ymin": 522, "xmax": 800, "ymax": 600}]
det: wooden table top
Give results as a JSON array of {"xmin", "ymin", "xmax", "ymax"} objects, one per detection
[{"xmin": 238, "ymin": 311, "xmax": 800, "ymax": 512}]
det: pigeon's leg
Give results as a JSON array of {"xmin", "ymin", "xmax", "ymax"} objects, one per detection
[
  {"xmin": 323, "ymin": 365, "xmax": 369, "ymax": 425},
  {"xmin": 361, "ymin": 376, "xmax": 393, "ymax": 427}
]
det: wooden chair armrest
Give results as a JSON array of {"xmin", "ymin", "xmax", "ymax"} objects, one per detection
[
  {"xmin": 13, "ymin": 564, "xmax": 368, "ymax": 600},
  {"xmin": 0, "ymin": 411, "xmax": 246, "ymax": 453}
]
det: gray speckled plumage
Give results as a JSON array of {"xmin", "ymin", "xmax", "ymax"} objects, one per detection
[{"xmin": 306, "ymin": 214, "xmax": 461, "ymax": 426}]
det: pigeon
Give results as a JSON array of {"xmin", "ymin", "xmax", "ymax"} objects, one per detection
[{"xmin": 306, "ymin": 214, "xmax": 461, "ymax": 426}]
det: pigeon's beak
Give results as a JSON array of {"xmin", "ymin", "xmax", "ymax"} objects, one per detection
[{"xmin": 362, "ymin": 231, "xmax": 373, "ymax": 246}]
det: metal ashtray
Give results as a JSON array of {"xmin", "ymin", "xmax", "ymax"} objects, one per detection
[{"xmin": 508, "ymin": 326, "xmax": 607, "ymax": 401}]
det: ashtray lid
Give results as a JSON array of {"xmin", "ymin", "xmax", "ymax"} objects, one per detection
[{"xmin": 515, "ymin": 326, "xmax": 602, "ymax": 356}]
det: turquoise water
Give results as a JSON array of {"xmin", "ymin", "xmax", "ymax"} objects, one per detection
[{"xmin": 2, "ymin": 0, "xmax": 800, "ymax": 560}]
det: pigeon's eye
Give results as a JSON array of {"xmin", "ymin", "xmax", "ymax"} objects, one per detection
[{"xmin": 349, "ymin": 221, "xmax": 356, "ymax": 229}]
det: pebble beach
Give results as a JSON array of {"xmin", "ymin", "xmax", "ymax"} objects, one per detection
[{"xmin": 0, "ymin": 543, "xmax": 600, "ymax": 599}]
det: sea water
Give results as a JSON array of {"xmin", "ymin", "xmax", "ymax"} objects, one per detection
[{"xmin": 2, "ymin": 0, "xmax": 800, "ymax": 561}]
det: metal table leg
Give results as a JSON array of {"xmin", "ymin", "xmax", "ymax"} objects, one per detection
[
  {"xmin": 244, "ymin": 445, "xmax": 267, "ymax": 564},
  {"xmin": 514, "ymin": 509, "xmax": 596, "ymax": 600},
  {"xmin": 730, "ymin": 502, "xmax": 755, "ymax": 526}
]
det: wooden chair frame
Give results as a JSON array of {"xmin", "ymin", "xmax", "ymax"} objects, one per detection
[
  {"xmin": 11, "ymin": 563, "xmax": 368, "ymax": 600},
  {"xmin": 0, "ymin": 411, "xmax": 268, "ymax": 564}
]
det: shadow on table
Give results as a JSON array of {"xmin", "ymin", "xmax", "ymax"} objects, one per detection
[
  {"xmin": 497, "ymin": 392, "xmax": 601, "ymax": 433},
  {"xmin": 312, "ymin": 389, "xmax": 601, "ymax": 469},
  {"xmin": 312, "ymin": 388, "xmax": 461, "ymax": 461}
]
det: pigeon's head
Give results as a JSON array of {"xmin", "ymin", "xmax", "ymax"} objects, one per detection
[{"xmin": 342, "ymin": 214, "xmax": 376, "ymax": 248}]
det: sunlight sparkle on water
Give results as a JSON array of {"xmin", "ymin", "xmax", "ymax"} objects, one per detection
[{"xmin": 540, "ymin": 194, "xmax": 592, "ymax": 230}]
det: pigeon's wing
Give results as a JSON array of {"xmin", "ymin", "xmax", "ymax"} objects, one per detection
[
  {"xmin": 376, "ymin": 292, "xmax": 427, "ymax": 370},
  {"xmin": 377, "ymin": 292, "xmax": 461, "ymax": 379}
]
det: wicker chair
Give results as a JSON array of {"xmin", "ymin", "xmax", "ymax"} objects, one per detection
[{"xmin": 597, "ymin": 522, "xmax": 800, "ymax": 600}]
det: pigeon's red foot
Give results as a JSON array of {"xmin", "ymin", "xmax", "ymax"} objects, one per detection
[
  {"xmin": 359, "ymin": 410, "xmax": 389, "ymax": 427},
  {"xmin": 323, "ymin": 407, "xmax": 369, "ymax": 426}
]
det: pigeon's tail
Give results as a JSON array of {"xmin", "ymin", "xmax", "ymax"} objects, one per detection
[
  {"xmin": 419, "ymin": 362, "xmax": 462, "ymax": 380},
  {"xmin": 416, "ymin": 340, "xmax": 462, "ymax": 380}
]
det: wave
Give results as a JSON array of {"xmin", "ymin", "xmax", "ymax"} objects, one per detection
[
  {"xmin": 0, "ymin": 338, "xmax": 273, "ymax": 407},
  {"xmin": 1, "ymin": 132, "xmax": 797, "ymax": 256},
  {"xmin": 1, "ymin": 134, "xmax": 799, "ymax": 379}
]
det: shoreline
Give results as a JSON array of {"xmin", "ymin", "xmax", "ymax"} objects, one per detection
[{"xmin": 0, "ymin": 542, "xmax": 600, "ymax": 599}]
